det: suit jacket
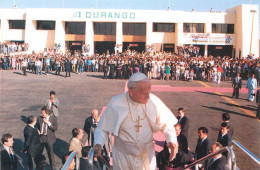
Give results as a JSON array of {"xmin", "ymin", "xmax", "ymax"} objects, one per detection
[
  {"xmin": 80, "ymin": 158, "xmax": 92, "ymax": 170},
  {"xmin": 217, "ymin": 133, "xmax": 232, "ymax": 147},
  {"xmin": 68, "ymin": 138, "xmax": 83, "ymax": 158},
  {"xmin": 24, "ymin": 125, "xmax": 41, "ymax": 157},
  {"xmin": 232, "ymin": 76, "xmax": 242, "ymax": 88},
  {"xmin": 44, "ymin": 98, "xmax": 60, "ymax": 117},
  {"xmin": 83, "ymin": 116, "xmax": 97, "ymax": 146},
  {"xmin": 177, "ymin": 133, "xmax": 188, "ymax": 154},
  {"xmin": 0, "ymin": 145, "xmax": 18, "ymax": 170},
  {"xmin": 218, "ymin": 121, "xmax": 234, "ymax": 138},
  {"xmin": 195, "ymin": 137, "xmax": 212, "ymax": 160},
  {"xmin": 256, "ymin": 89, "xmax": 260, "ymax": 104},
  {"xmin": 37, "ymin": 116, "xmax": 58, "ymax": 145},
  {"xmin": 177, "ymin": 116, "xmax": 189, "ymax": 137},
  {"xmin": 206, "ymin": 156, "xmax": 226, "ymax": 170}
]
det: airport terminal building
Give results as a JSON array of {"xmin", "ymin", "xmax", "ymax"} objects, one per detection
[{"xmin": 0, "ymin": 4, "xmax": 259, "ymax": 58}]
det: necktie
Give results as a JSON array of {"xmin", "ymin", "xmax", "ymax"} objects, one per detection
[
  {"xmin": 9, "ymin": 148, "xmax": 14, "ymax": 161},
  {"xmin": 42, "ymin": 122, "xmax": 47, "ymax": 135}
]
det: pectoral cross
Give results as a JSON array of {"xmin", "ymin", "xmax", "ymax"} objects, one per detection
[{"xmin": 135, "ymin": 116, "xmax": 142, "ymax": 132}]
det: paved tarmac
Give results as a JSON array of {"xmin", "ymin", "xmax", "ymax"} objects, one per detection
[{"xmin": 0, "ymin": 70, "xmax": 259, "ymax": 170}]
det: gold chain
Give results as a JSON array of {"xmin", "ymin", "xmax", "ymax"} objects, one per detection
[{"xmin": 126, "ymin": 93, "xmax": 146, "ymax": 123}]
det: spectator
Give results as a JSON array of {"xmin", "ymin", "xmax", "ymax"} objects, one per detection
[
  {"xmin": 84, "ymin": 109, "xmax": 100, "ymax": 147},
  {"xmin": 68, "ymin": 128, "xmax": 84, "ymax": 158},
  {"xmin": 44, "ymin": 91, "xmax": 60, "ymax": 117},
  {"xmin": 206, "ymin": 142, "xmax": 226, "ymax": 170},
  {"xmin": 232, "ymin": 73, "xmax": 242, "ymax": 99},
  {"xmin": 246, "ymin": 74, "xmax": 258, "ymax": 101},
  {"xmin": 0, "ymin": 133, "xmax": 18, "ymax": 170},
  {"xmin": 256, "ymin": 89, "xmax": 260, "ymax": 119},
  {"xmin": 177, "ymin": 107, "xmax": 189, "ymax": 138},
  {"xmin": 80, "ymin": 146, "xmax": 92, "ymax": 170},
  {"xmin": 217, "ymin": 122, "xmax": 232, "ymax": 147},
  {"xmin": 220, "ymin": 113, "xmax": 234, "ymax": 137},
  {"xmin": 23, "ymin": 116, "xmax": 41, "ymax": 170},
  {"xmin": 36, "ymin": 107, "xmax": 58, "ymax": 170},
  {"xmin": 195, "ymin": 127, "xmax": 212, "ymax": 168}
]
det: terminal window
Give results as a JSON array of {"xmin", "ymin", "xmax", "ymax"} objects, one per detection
[
  {"xmin": 37, "ymin": 21, "xmax": 55, "ymax": 30},
  {"xmin": 65, "ymin": 22, "xmax": 86, "ymax": 35},
  {"xmin": 94, "ymin": 22, "xmax": 116, "ymax": 35},
  {"xmin": 183, "ymin": 23, "xmax": 204, "ymax": 33},
  {"xmin": 212, "ymin": 24, "xmax": 234, "ymax": 34},
  {"xmin": 9, "ymin": 20, "xmax": 25, "ymax": 29},
  {"xmin": 123, "ymin": 23, "xmax": 146, "ymax": 36},
  {"xmin": 153, "ymin": 23, "xmax": 175, "ymax": 32}
]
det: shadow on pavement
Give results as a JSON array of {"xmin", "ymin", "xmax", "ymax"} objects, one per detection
[
  {"xmin": 21, "ymin": 115, "xmax": 28, "ymax": 124},
  {"xmin": 196, "ymin": 91, "xmax": 248, "ymax": 101},
  {"xmin": 87, "ymin": 74, "xmax": 105, "ymax": 79},
  {"xmin": 53, "ymin": 138, "xmax": 69, "ymax": 160},
  {"xmin": 201, "ymin": 105, "xmax": 256, "ymax": 119},
  {"xmin": 220, "ymin": 102, "xmax": 257, "ymax": 112},
  {"xmin": 22, "ymin": 104, "xmax": 42, "ymax": 112}
]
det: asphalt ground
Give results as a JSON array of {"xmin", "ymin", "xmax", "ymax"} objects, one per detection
[{"xmin": 0, "ymin": 70, "xmax": 259, "ymax": 170}]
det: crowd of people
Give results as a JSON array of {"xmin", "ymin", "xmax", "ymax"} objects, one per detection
[
  {"xmin": 0, "ymin": 42, "xmax": 29, "ymax": 54},
  {"xmin": 0, "ymin": 48, "xmax": 259, "ymax": 84}
]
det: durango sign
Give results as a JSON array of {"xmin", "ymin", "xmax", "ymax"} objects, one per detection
[{"xmin": 72, "ymin": 11, "xmax": 136, "ymax": 19}]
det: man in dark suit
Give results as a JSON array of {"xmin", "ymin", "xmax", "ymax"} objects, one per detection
[
  {"xmin": 84, "ymin": 109, "xmax": 100, "ymax": 147},
  {"xmin": 0, "ymin": 133, "xmax": 18, "ymax": 170},
  {"xmin": 195, "ymin": 127, "xmax": 212, "ymax": 168},
  {"xmin": 177, "ymin": 107, "xmax": 189, "ymax": 138},
  {"xmin": 219, "ymin": 113, "xmax": 234, "ymax": 137},
  {"xmin": 206, "ymin": 142, "xmax": 226, "ymax": 170},
  {"xmin": 256, "ymin": 89, "xmax": 260, "ymax": 119},
  {"xmin": 80, "ymin": 146, "xmax": 92, "ymax": 170},
  {"xmin": 158, "ymin": 124, "xmax": 189, "ymax": 169},
  {"xmin": 232, "ymin": 73, "xmax": 242, "ymax": 98},
  {"xmin": 217, "ymin": 122, "xmax": 232, "ymax": 147},
  {"xmin": 24, "ymin": 116, "xmax": 41, "ymax": 170},
  {"xmin": 65, "ymin": 59, "xmax": 71, "ymax": 77},
  {"xmin": 37, "ymin": 106, "xmax": 58, "ymax": 170}
]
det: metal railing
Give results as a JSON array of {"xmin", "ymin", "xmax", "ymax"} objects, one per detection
[
  {"xmin": 184, "ymin": 146, "xmax": 236, "ymax": 170},
  {"xmin": 61, "ymin": 151, "xmax": 80, "ymax": 170},
  {"xmin": 185, "ymin": 140, "xmax": 260, "ymax": 170},
  {"xmin": 232, "ymin": 140, "xmax": 260, "ymax": 165}
]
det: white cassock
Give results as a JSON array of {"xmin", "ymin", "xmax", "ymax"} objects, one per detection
[{"xmin": 94, "ymin": 92, "xmax": 178, "ymax": 170}]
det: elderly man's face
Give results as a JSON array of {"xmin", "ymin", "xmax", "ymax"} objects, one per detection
[
  {"xmin": 129, "ymin": 81, "xmax": 151, "ymax": 104},
  {"xmin": 92, "ymin": 110, "xmax": 99, "ymax": 120}
]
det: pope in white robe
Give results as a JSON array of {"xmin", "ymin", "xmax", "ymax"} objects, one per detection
[{"xmin": 94, "ymin": 73, "xmax": 178, "ymax": 170}]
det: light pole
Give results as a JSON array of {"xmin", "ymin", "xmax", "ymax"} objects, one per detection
[{"xmin": 249, "ymin": 10, "xmax": 256, "ymax": 56}]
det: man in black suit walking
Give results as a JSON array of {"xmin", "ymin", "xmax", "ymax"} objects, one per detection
[
  {"xmin": 232, "ymin": 73, "xmax": 242, "ymax": 98},
  {"xmin": 0, "ymin": 133, "xmax": 18, "ymax": 170},
  {"xmin": 37, "ymin": 106, "xmax": 58, "ymax": 170},
  {"xmin": 24, "ymin": 116, "xmax": 41, "ymax": 170},
  {"xmin": 195, "ymin": 127, "xmax": 212, "ymax": 169},
  {"xmin": 177, "ymin": 107, "xmax": 189, "ymax": 138},
  {"xmin": 206, "ymin": 142, "xmax": 226, "ymax": 170}
]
